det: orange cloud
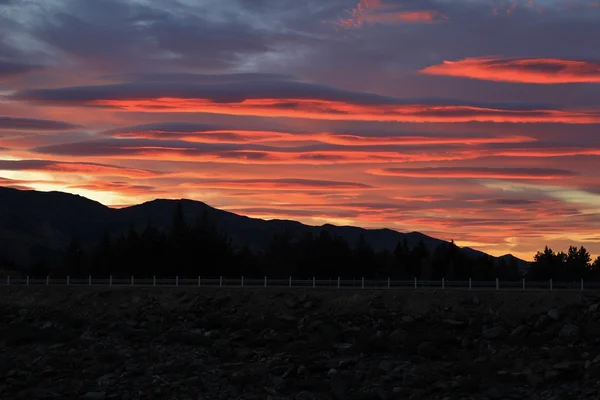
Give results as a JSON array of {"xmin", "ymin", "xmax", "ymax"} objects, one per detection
[
  {"xmin": 0, "ymin": 160, "xmax": 158, "ymax": 178},
  {"xmin": 336, "ymin": 0, "xmax": 446, "ymax": 28},
  {"xmin": 420, "ymin": 57, "xmax": 600, "ymax": 84},
  {"xmin": 68, "ymin": 181, "xmax": 166, "ymax": 196},
  {"xmin": 392, "ymin": 195, "xmax": 451, "ymax": 202},
  {"xmin": 369, "ymin": 167, "xmax": 577, "ymax": 180},
  {"xmin": 90, "ymin": 98, "xmax": 600, "ymax": 124},
  {"xmin": 489, "ymin": 147, "xmax": 600, "ymax": 157},
  {"xmin": 181, "ymin": 178, "xmax": 373, "ymax": 191},
  {"xmin": 108, "ymin": 127, "xmax": 534, "ymax": 146},
  {"xmin": 33, "ymin": 141, "xmax": 483, "ymax": 165}
]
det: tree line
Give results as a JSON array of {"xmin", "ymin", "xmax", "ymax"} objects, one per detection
[
  {"xmin": 6, "ymin": 202, "xmax": 600, "ymax": 281},
  {"xmin": 528, "ymin": 245, "xmax": 600, "ymax": 281}
]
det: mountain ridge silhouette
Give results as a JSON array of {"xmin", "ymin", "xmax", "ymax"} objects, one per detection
[{"xmin": 0, "ymin": 186, "xmax": 530, "ymax": 272}]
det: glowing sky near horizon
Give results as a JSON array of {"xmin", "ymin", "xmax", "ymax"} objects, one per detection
[{"xmin": 1, "ymin": 0, "xmax": 600, "ymax": 261}]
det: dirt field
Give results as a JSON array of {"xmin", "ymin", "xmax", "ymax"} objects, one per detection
[{"xmin": 1, "ymin": 287, "xmax": 599, "ymax": 399}]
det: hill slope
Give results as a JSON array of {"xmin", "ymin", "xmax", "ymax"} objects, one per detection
[{"xmin": 0, "ymin": 186, "xmax": 529, "ymax": 271}]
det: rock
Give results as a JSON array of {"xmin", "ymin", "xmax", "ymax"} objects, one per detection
[
  {"xmin": 482, "ymin": 326, "xmax": 508, "ymax": 339},
  {"xmin": 296, "ymin": 365, "xmax": 308, "ymax": 376},
  {"xmin": 417, "ymin": 342, "xmax": 437, "ymax": 357},
  {"xmin": 3, "ymin": 285, "xmax": 600, "ymax": 399},
  {"xmin": 548, "ymin": 309, "xmax": 561, "ymax": 321},
  {"xmin": 526, "ymin": 372, "xmax": 543, "ymax": 387},
  {"xmin": 272, "ymin": 376, "xmax": 285, "ymax": 390},
  {"xmin": 589, "ymin": 303, "xmax": 599, "ymax": 313},
  {"xmin": 378, "ymin": 360, "xmax": 394, "ymax": 373},
  {"xmin": 553, "ymin": 361, "xmax": 572, "ymax": 371},
  {"xmin": 511, "ymin": 325, "xmax": 528, "ymax": 337},
  {"xmin": 80, "ymin": 393, "xmax": 106, "ymax": 400},
  {"xmin": 485, "ymin": 387, "xmax": 504, "ymax": 399},
  {"xmin": 545, "ymin": 369, "xmax": 561, "ymax": 381},
  {"xmin": 558, "ymin": 324, "xmax": 580, "ymax": 340},
  {"xmin": 550, "ymin": 346, "xmax": 571, "ymax": 361},
  {"xmin": 460, "ymin": 336, "xmax": 472, "ymax": 348},
  {"xmin": 443, "ymin": 319, "xmax": 464, "ymax": 326},
  {"xmin": 388, "ymin": 329, "xmax": 407, "ymax": 343}
]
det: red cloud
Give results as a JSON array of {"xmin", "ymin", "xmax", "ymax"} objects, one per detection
[
  {"xmin": 68, "ymin": 181, "xmax": 165, "ymax": 196},
  {"xmin": 369, "ymin": 167, "xmax": 577, "ymax": 180},
  {"xmin": 336, "ymin": 0, "xmax": 447, "ymax": 28},
  {"xmin": 420, "ymin": 57, "xmax": 600, "ymax": 84},
  {"xmin": 89, "ymin": 98, "xmax": 600, "ymax": 124},
  {"xmin": 392, "ymin": 195, "xmax": 451, "ymax": 202},
  {"xmin": 108, "ymin": 127, "xmax": 534, "ymax": 146},
  {"xmin": 181, "ymin": 179, "xmax": 372, "ymax": 192}
]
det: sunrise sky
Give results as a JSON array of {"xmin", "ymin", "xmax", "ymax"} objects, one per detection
[{"xmin": 1, "ymin": 0, "xmax": 600, "ymax": 261}]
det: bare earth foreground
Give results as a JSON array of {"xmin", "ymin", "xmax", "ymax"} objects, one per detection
[{"xmin": 2, "ymin": 288, "xmax": 600, "ymax": 400}]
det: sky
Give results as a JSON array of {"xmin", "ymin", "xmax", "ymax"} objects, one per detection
[{"xmin": 1, "ymin": 0, "xmax": 600, "ymax": 261}]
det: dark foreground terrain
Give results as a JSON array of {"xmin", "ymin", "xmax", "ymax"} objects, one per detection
[{"xmin": 1, "ymin": 287, "xmax": 600, "ymax": 400}]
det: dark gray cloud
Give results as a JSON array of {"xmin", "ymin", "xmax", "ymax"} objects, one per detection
[
  {"xmin": 32, "ymin": 138, "xmax": 276, "ymax": 157},
  {"xmin": 14, "ymin": 78, "xmax": 558, "ymax": 111},
  {"xmin": 0, "ymin": 60, "xmax": 41, "ymax": 80},
  {"xmin": 106, "ymin": 72, "xmax": 299, "ymax": 84},
  {"xmin": 0, "ymin": 116, "xmax": 78, "ymax": 130},
  {"xmin": 23, "ymin": 0, "xmax": 278, "ymax": 72}
]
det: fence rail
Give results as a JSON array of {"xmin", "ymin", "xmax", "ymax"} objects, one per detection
[{"xmin": 0, "ymin": 275, "xmax": 598, "ymax": 291}]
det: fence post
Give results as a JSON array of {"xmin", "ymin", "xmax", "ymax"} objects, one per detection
[
  {"xmin": 442, "ymin": 278, "xmax": 445, "ymax": 290},
  {"xmin": 264, "ymin": 276, "xmax": 267, "ymax": 288},
  {"xmin": 414, "ymin": 277, "xmax": 417, "ymax": 289},
  {"xmin": 110, "ymin": 275, "xmax": 113, "ymax": 286},
  {"xmin": 313, "ymin": 277, "xmax": 316, "ymax": 288},
  {"xmin": 581, "ymin": 278, "xmax": 584, "ymax": 291},
  {"xmin": 362, "ymin": 277, "xmax": 364, "ymax": 289},
  {"xmin": 388, "ymin": 277, "xmax": 390, "ymax": 289},
  {"xmin": 337, "ymin": 276, "xmax": 340, "ymax": 289},
  {"xmin": 289, "ymin": 276, "xmax": 292, "ymax": 287},
  {"xmin": 67, "ymin": 276, "xmax": 70, "ymax": 286},
  {"xmin": 469, "ymin": 278, "xmax": 472, "ymax": 290},
  {"xmin": 241, "ymin": 276, "xmax": 244, "ymax": 287},
  {"xmin": 522, "ymin": 278, "xmax": 525, "ymax": 290},
  {"xmin": 26, "ymin": 276, "xmax": 29, "ymax": 286},
  {"xmin": 198, "ymin": 276, "xmax": 201, "ymax": 287},
  {"xmin": 176, "ymin": 276, "xmax": 179, "ymax": 287},
  {"xmin": 152, "ymin": 276, "xmax": 155, "ymax": 287},
  {"xmin": 496, "ymin": 278, "xmax": 499, "ymax": 291},
  {"xmin": 88, "ymin": 275, "xmax": 91, "ymax": 286},
  {"xmin": 46, "ymin": 276, "xmax": 49, "ymax": 286},
  {"xmin": 131, "ymin": 276, "xmax": 134, "ymax": 286},
  {"xmin": 220, "ymin": 276, "xmax": 223, "ymax": 287},
  {"xmin": 549, "ymin": 279, "xmax": 553, "ymax": 291}
]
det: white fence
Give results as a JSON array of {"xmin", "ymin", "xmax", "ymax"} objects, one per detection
[{"xmin": 0, "ymin": 276, "xmax": 597, "ymax": 291}]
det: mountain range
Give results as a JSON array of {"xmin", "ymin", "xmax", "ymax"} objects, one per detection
[{"xmin": 0, "ymin": 186, "xmax": 529, "ymax": 272}]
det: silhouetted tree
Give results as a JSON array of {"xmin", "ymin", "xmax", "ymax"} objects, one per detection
[
  {"xmin": 64, "ymin": 237, "xmax": 85, "ymax": 277},
  {"xmin": 92, "ymin": 230, "xmax": 113, "ymax": 276},
  {"xmin": 528, "ymin": 245, "xmax": 592, "ymax": 280}
]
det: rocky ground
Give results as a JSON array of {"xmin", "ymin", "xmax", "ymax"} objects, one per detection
[{"xmin": 1, "ymin": 287, "xmax": 600, "ymax": 400}]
